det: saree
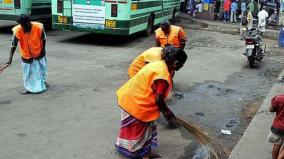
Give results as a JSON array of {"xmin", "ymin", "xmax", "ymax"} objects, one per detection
[{"xmin": 115, "ymin": 109, "xmax": 158, "ymax": 159}]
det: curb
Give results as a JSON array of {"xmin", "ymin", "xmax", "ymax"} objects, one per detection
[{"xmin": 178, "ymin": 14, "xmax": 279, "ymax": 40}]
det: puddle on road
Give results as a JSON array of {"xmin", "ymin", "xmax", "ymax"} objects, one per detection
[
  {"xmin": 169, "ymin": 74, "xmax": 274, "ymax": 159},
  {"xmin": 225, "ymin": 118, "xmax": 240, "ymax": 128},
  {"xmin": 192, "ymin": 146, "xmax": 210, "ymax": 159},
  {"xmin": 195, "ymin": 112, "xmax": 205, "ymax": 117}
]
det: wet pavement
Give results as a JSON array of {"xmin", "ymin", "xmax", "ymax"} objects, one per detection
[{"xmin": 164, "ymin": 21, "xmax": 284, "ymax": 158}]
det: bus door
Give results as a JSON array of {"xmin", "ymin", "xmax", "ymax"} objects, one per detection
[{"xmin": 61, "ymin": 0, "xmax": 72, "ymax": 31}]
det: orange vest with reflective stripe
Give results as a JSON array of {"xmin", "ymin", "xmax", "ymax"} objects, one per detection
[
  {"xmin": 128, "ymin": 47, "xmax": 162, "ymax": 78},
  {"xmin": 12, "ymin": 22, "xmax": 43, "ymax": 60},
  {"xmin": 155, "ymin": 25, "xmax": 181, "ymax": 48},
  {"xmin": 116, "ymin": 61, "xmax": 173, "ymax": 122}
]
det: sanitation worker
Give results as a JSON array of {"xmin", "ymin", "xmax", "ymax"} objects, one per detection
[
  {"xmin": 6, "ymin": 14, "xmax": 48, "ymax": 94},
  {"xmin": 128, "ymin": 46, "xmax": 187, "ymax": 78},
  {"xmin": 115, "ymin": 45, "xmax": 185, "ymax": 159},
  {"xmin": 155, "ymin": 20, "xmax": 187, "ymax": 50}
]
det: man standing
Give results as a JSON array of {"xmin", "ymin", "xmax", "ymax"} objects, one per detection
[
  {"xmin": 196, "ymin": 1, "xmax": 203, "ymax": 13},
  {"xmin": 155, "ymin": 20, "xmax": 187, "ymax": 50},
  {"xmin": 241, "ymin": 0, "xmax": 247, "ymax": 17},
  {"xmin": 248, "ymin": 0, "xmax": 254, "ymax": 14},
  {"xmin": 230, "ymin": 0, "xmax": 238, "ymax": 22},
  {"xmin": 257, "ymin": 6, "xmax": 269, "ymax": 34},
  {"xmin": 247, "ymin": 7, "xmax": 254, "ymax": 30},
  {"xmin": 6, "ymin": 14, "xmax": 48, "ymax": 94},
  {"xmin": 223, "ymin": 0, "xmax": 232, "ymax": 22},
  {"xmin": 240, "ymin": 10, "xmax": 249, "ymax": 39}
]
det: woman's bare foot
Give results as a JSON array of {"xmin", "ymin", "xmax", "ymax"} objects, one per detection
[
  {"xmin": 20, "ymin": 90, "xmax": 31, "ymax": 94},
  {"xmin": 45, "ymin": 82, "xmax": 50, "ymax": 87}
]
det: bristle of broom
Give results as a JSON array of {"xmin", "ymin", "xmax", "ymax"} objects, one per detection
[
  {"xmin": 175, "ymin": 117, "xmax": 231, "ymax": 159},
  {"xmin": 0, "ymin": 64, "xmax": 9, "ymax": 74}
]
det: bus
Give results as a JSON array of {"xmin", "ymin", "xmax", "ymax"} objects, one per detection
[
  {"xmin": 52, "ymin": 0, "xmax": 180, "ymax": 35},
  {"xmin": 0, "ymin": 0, "xmax": 51, "ymax": 21}
]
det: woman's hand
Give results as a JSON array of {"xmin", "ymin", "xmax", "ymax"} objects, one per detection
[
  {"xmin": 6, "ymin": 58, "xmax": 12, "ymax": 65},
  {"xmin": 162, "ymin": 109, "xmax": 179, "ymax": 128}
]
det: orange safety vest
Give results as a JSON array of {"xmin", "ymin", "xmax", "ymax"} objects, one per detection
[
  {"xmin": 155, "ymin": 25, "xmax": 183, "ymax": 48},
  {"xmin": 128, "ymin": 47, "xmax": 162, "ymax": 78},
  {"xmin": 12, "ymin": 22, "xmax": 43, "ymax": 60},
  {"xmin": 116, "ymin": 61, "xmax": 173, "ymax": 122}
]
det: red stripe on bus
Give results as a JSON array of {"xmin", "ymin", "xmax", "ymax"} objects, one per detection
[
  {"xmin": 0, "ymin": 8, "xmax": 14, "ymax": 10},
  {"xmin": 118, "ymin": 1, "xmax": 127, "ymax": 3},
  {"xmin": 105, "ymin": 0, "xmax": 117, "ymax": 3}
]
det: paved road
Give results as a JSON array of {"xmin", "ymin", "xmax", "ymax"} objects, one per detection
[{"xmin": 0, "ymin": 20, "xmax": 283, "ymax": 159}]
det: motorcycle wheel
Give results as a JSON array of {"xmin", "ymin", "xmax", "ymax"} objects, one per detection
[{"xmin": 248, "ymin": 56, "xmax": 255, "ymax": 68}]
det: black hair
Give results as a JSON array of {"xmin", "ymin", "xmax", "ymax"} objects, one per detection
[
  {"xmin": 162, "ymin": 45, "xmax": 179, "ymax": 63},
  {"xmin": 176, "ymin": 49, "xmax": 188, "ymax": 65},
  {"xmin": 160, "ymin": 20, "xmax": 171, "ymax": 28},
  {"xmin": 16, "ymin": 14, "xmax": 31, "ymax": 25}
]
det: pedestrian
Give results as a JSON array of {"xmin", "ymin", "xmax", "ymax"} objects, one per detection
[
  {"xmin": 257, "ymin": 6, "xmax": 269, "ymax": 34},
  {"xmin": 247, "ymin": 6, "xmax": 253, "ymax": 30},
  {"xmin": 180, "ymin": 0, "xmax": 186, "ymax": 12},
  {"xmin": 128, "ymin": 46, "xmax": 187, "ymax": 78},
  {"xmin": 115, "ymin": 45, "xmax": 186, "ymax": 159},
  {"xmin": 196, "ymin": 1, "xmax": 203, "ymax": 13},
  {"xmin": 191, "ymin": 0, "xmax": 197, "ymax": 16},
  {"xmin": 241, "ymin": 0, "xmax": 246, "ymax": 17},
  {"xmin": 223, "ymin": 0, "xmax": 232, "ymax": 22},
  {"xmin": 6, "ymin": 14, "xmax": 48, "ymax": 94},
  {"xmin": 187, "ymin": 0, "xmax": 193, "ymax": 14},
  {"xmin": 155, "ymin": 20, "xmax": 187, "ymax": 49},
  {"xmin": 240, "ymin": 10, "xmax": 247, "ymax": 38},
  {"xmin": 230, "ymin": 0, "xmax": 238, "ymax": 22},
  {"xmin": 236, "ymin": 0, "xmax": 242, "ymax": 20},
  {"xmin": 268, "ymin": 8, "xmax": 279, "ymax": 26},
  {"xmin": 268, "ymin": 95, "xmax": 284, "ymax": 159},
  {"xmin": 214, "ymin": 0, "xmax": 221, "ymax": 15},
  {"xmin": 248, "ymin": 0, "xmax": 254, "ymax": 14}
]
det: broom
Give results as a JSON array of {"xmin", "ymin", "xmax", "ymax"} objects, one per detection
[
  {"xmin": 0, "ymin": 64, "xmax": 10, "ymax": 74},
  {"xmin": 174, "ymin": 117, "xmax": 231, "ymax": 159}
]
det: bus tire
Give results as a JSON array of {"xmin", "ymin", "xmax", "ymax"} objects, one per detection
[
  {"xmin": 43, "ymin": 19, "xmax": 52, "ymax": 31},
  {"xmin": 144, "ymin": 15, "xmax": 154, "ymax": 36}
]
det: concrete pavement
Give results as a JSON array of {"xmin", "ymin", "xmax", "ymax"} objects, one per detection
[{"xmin": 229, "ymin": 70, "xmax": 284, "ymax": 159}]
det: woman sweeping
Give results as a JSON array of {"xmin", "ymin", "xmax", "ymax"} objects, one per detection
[{"xmin": 115, "ymin": 45, "xmax": 186, "ymax": 159}]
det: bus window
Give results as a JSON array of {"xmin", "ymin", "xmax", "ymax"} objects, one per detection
[{"xmin": 52, "ymin": 0, "xmax": 180, "ymax": 35}]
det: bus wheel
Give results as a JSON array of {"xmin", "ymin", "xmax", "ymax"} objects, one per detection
[
  {"xmin": 144, "ymin": 16, "xmax": 154, "ymax": 36},
  {"xmin": 43, "ymin": 19, "xmax": 52, "ymax": 31}
]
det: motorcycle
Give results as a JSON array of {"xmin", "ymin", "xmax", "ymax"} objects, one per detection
[{"xmin": 243, "ymin": 28, "xmax": 266, "ymax": 68}]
